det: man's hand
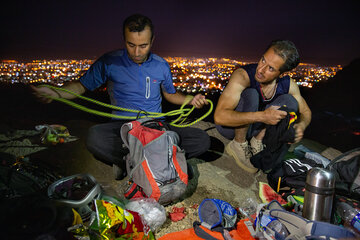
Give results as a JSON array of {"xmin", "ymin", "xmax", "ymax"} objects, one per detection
[
  {"xmin": 30, "ymin": 85, "xmax": 59, "ymax": 103},
  {"xmin": 293, "ymin": 123, "xmax": 306, "ymax": 143},
  {"xmin": 263, "ymin": 105, "xmax": 287, "ymax": 125},
  {"xmin": 189, "ymin": 94, "xmax": 208, "ymax": 108}
]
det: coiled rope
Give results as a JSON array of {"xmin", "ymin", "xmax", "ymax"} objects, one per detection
[{"xmin": 40, "ymin": 84, "xmax": 213, "ymax": 127}]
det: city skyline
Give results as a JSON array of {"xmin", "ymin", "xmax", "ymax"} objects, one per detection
[
  {"xmin": 0, "ymin": 57, "xmax": 341, "ymax": 93},
  {"xmin": 1, "ymin": 0, "xmax": 359, "ymax": 66}
]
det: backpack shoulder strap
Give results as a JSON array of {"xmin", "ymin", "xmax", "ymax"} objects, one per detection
[
  {"xmin": 120, "ymin": 118, "xmax": 157, "ymax": 148},
  {"xmin": 120, "ymin": 121, "xmax": 135, "ymax": 148}
]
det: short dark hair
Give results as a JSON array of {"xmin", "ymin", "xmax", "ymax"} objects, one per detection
[
  {"xmin": 266, "ymin": 40, "xmax": 300, "ymax": 73},
  {"xmin": 123, "ymin": 14, "xmax": 154, "ymax": 40}
]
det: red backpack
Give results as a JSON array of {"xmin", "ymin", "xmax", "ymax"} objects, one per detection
[{"xmin": 120, "ymin": 118, "xmax": 188, "ymax": 205}]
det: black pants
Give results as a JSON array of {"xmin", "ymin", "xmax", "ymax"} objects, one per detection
[{"xmin": 85, "ymin": 120, "xmax": 210, "ymax": 168}]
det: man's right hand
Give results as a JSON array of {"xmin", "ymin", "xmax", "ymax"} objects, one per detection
[
  {"xmin": 263, "ymin": 105, "xmax": 287, "ymax": 125},
  {"xmin": 30, "ymin": 85, "xmax": 59, "ymax": 103}
]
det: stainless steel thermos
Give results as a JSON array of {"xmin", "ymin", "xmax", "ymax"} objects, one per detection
[{"xmin": 302, "ymin": 167, "xmax": 335, "ymax": 222}]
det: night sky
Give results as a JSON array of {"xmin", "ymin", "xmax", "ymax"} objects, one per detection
[{"xmin": 1, "ymin": 0, "xmax": 359, "ymax": 66}]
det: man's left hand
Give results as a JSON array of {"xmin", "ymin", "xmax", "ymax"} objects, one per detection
[
  {"xmin": 293, "ymin": 123, "xmax": 306, "ymax": 143},
  {"xmin": 190, "ymin": 94, "xmax": 208, "ymax": 108}
]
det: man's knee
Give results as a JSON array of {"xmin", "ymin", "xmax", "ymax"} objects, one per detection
[
  {"xmin": 286, "ymin": 95, "xmax": 299, "ymax": 112},
  {"xmin": 186, "ymin": 128, "xmax": 210, "ymax": 158},
  {"xmin": 86, "ymin": 125, "xmax": 102, "ymax": 152},
  {"xmin": 273, "ymin": 94, "xmax": 299, "ymax": 112},
  {"xmin": 236, "ymin": 88, "xmax": 259, "ymax": 112},
  {"xmin": 199, "ymin": 130, "xmax": 211, "ymax": 153},
  {"xmin": 241, "ymin": 88, "xmax": 259, "ymax": 101}
]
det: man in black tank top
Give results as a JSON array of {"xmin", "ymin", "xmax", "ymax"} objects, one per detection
[{"xmin": 214, "ymin": 40, "xmax": 312, "ymax": 173}]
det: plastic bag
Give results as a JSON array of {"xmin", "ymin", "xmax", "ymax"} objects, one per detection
[
  {"xmin": 125, "ymin": 198, "xmax": 166, "ymax": 231},
  {"xmin": 91, "ymin": 199, "xmax": 155, "ymax": 239}
]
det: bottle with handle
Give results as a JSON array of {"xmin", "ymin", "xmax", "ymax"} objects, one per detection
[{"xmin": 336, "ymin": 202, "xmax": 360, "ymax": 232}]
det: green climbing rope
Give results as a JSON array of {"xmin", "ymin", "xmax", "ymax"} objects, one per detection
[{"xmin": 39, "ymin": 84, "xmax": 213, "ymax": 127}]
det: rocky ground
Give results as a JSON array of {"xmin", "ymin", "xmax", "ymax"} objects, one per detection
[{"xmin": 0, "ymin": 118, "xmax": 342, "ymax": 238}]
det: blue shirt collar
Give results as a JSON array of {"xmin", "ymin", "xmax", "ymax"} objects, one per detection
[{"xmin": 124, "ymin": 49, "xmax": 153, "ymax": 65}]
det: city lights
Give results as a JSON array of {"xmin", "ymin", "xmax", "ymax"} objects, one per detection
[{"xmin": 0, "ymin": 58, "xmax": 342, "ymax": 92}]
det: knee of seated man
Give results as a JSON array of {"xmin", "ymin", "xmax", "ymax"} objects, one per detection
[
  {"xmin": 195, "ymin": 130, "xmax": 211, "ymax": 153},
  {"xmin": 277, "ymin": 94, "xmax": 299, "ymax": 112},
  {"xmin": 204, "ymin": 133, "xmax": 211, "ymax": 149},
  {"xmin": 287, "ymin": 94, "xmax": 299, "ymax": 112},
  {"xmin": 86, "ymin": 125, "xmax": 103, "ymax": 148},
  {"xmin": 242, "ymin": 88, "xmax": 259, "ymax": 100}
]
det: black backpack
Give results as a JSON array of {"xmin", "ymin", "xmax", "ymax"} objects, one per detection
[
  {"xmin": 327, "ymin": 147, "xmax": 360, "ymax": 200},
  {"xmin": 0, "ymin": 152, "xmax": 60, "ymax": 199},
  {"xmin": 0, "ymin": 193, "xmax": 75, "ymax": 240},
  {"xmin": 0, "ymin": 153, "xmax": 73, "ymax": 239}
]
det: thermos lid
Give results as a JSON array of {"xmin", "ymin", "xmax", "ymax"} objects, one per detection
[{"xmin": 306, "ymin": 167, "xmax": 335, "ymax": 188}]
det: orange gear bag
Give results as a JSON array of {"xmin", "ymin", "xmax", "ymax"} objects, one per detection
[{"xmin": 158, "ymin": 219, "xmax": 255, "ymax": 240}]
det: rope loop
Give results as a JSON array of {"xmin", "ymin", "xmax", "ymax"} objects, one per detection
[{"xmin": 38, "ymin": 84, "xmax": 213, "ymax": 127}]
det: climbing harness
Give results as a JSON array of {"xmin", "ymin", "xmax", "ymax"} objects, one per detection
[
  {"xmin": 35, "ymin": 124, "xmax": 79, "ymax": 145},
  {"xmin": 39, "ymin": 84, "xmax": 213, "ymax": 127}
]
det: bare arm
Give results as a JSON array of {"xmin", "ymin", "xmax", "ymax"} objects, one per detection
[
  {"xmin": 31, "ymin": 81, "xmax": 86, "ymax": 103},
  {"xmin": 289, "ymin": 79, "xmax": 312, "ymax": 142},
  {"xmin": 163, "ymin": 90, "xmax": 208, "ymax": 108},
  {"xmin": 214, "ymin": 68, "xmax": 287, "ymax": 127}
]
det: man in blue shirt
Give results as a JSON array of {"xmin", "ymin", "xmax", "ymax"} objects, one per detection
[{"xmin": 32, "ymin": 14, "xmax": 210, "ymax": 179}]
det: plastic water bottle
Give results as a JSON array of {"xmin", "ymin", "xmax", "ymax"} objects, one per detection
[
  {"xmin": 238, "ymin": 198, "xmax": 258, "ymax": 223},
  {"xmin": 238, "ymin": 198, "xmax": 259, "ymax": 237},
  {"xmin": 336, "ymin": 202, "xmax": 360, "ymax": 232},
  {"xmin": 258, "ymin": 213, "xmax": 289, "ymax": 239},
  {"xmin": 239, "ymin": 198, "xmax": 289, "ymax": 238}
]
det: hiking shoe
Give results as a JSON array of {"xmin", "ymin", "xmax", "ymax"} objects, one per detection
[
  {"xmin": 225, "ymin": 140, "xmax": 258, "ymax": 173},
  {"xmin": 113, "ymin": 164, "xmax": 126, "ymax": 180},
  {"xmin": 250, "ymin": 137, "xmax": 265, "ymax": 156},
  {"xmin": 187, "ymin": 163, "xmax": 194, "ymax": 180}
]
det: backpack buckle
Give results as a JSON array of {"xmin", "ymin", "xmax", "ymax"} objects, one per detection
[{"xmin": 124, "ymin": 181, "xmax": 147, "ymax": 200}]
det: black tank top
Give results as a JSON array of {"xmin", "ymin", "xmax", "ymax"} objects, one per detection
[{"xmin": 242, "ymin": 64, "xmax": 290, "ymax": 108}]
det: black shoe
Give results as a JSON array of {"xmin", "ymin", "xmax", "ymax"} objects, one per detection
[
  {"xmin": 187, "ymin": 163, "xmax": 194, "ymax": 180},
  {"xmin": 112, "ymin": 164, "xmax": 126, "ymax": 180}
]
